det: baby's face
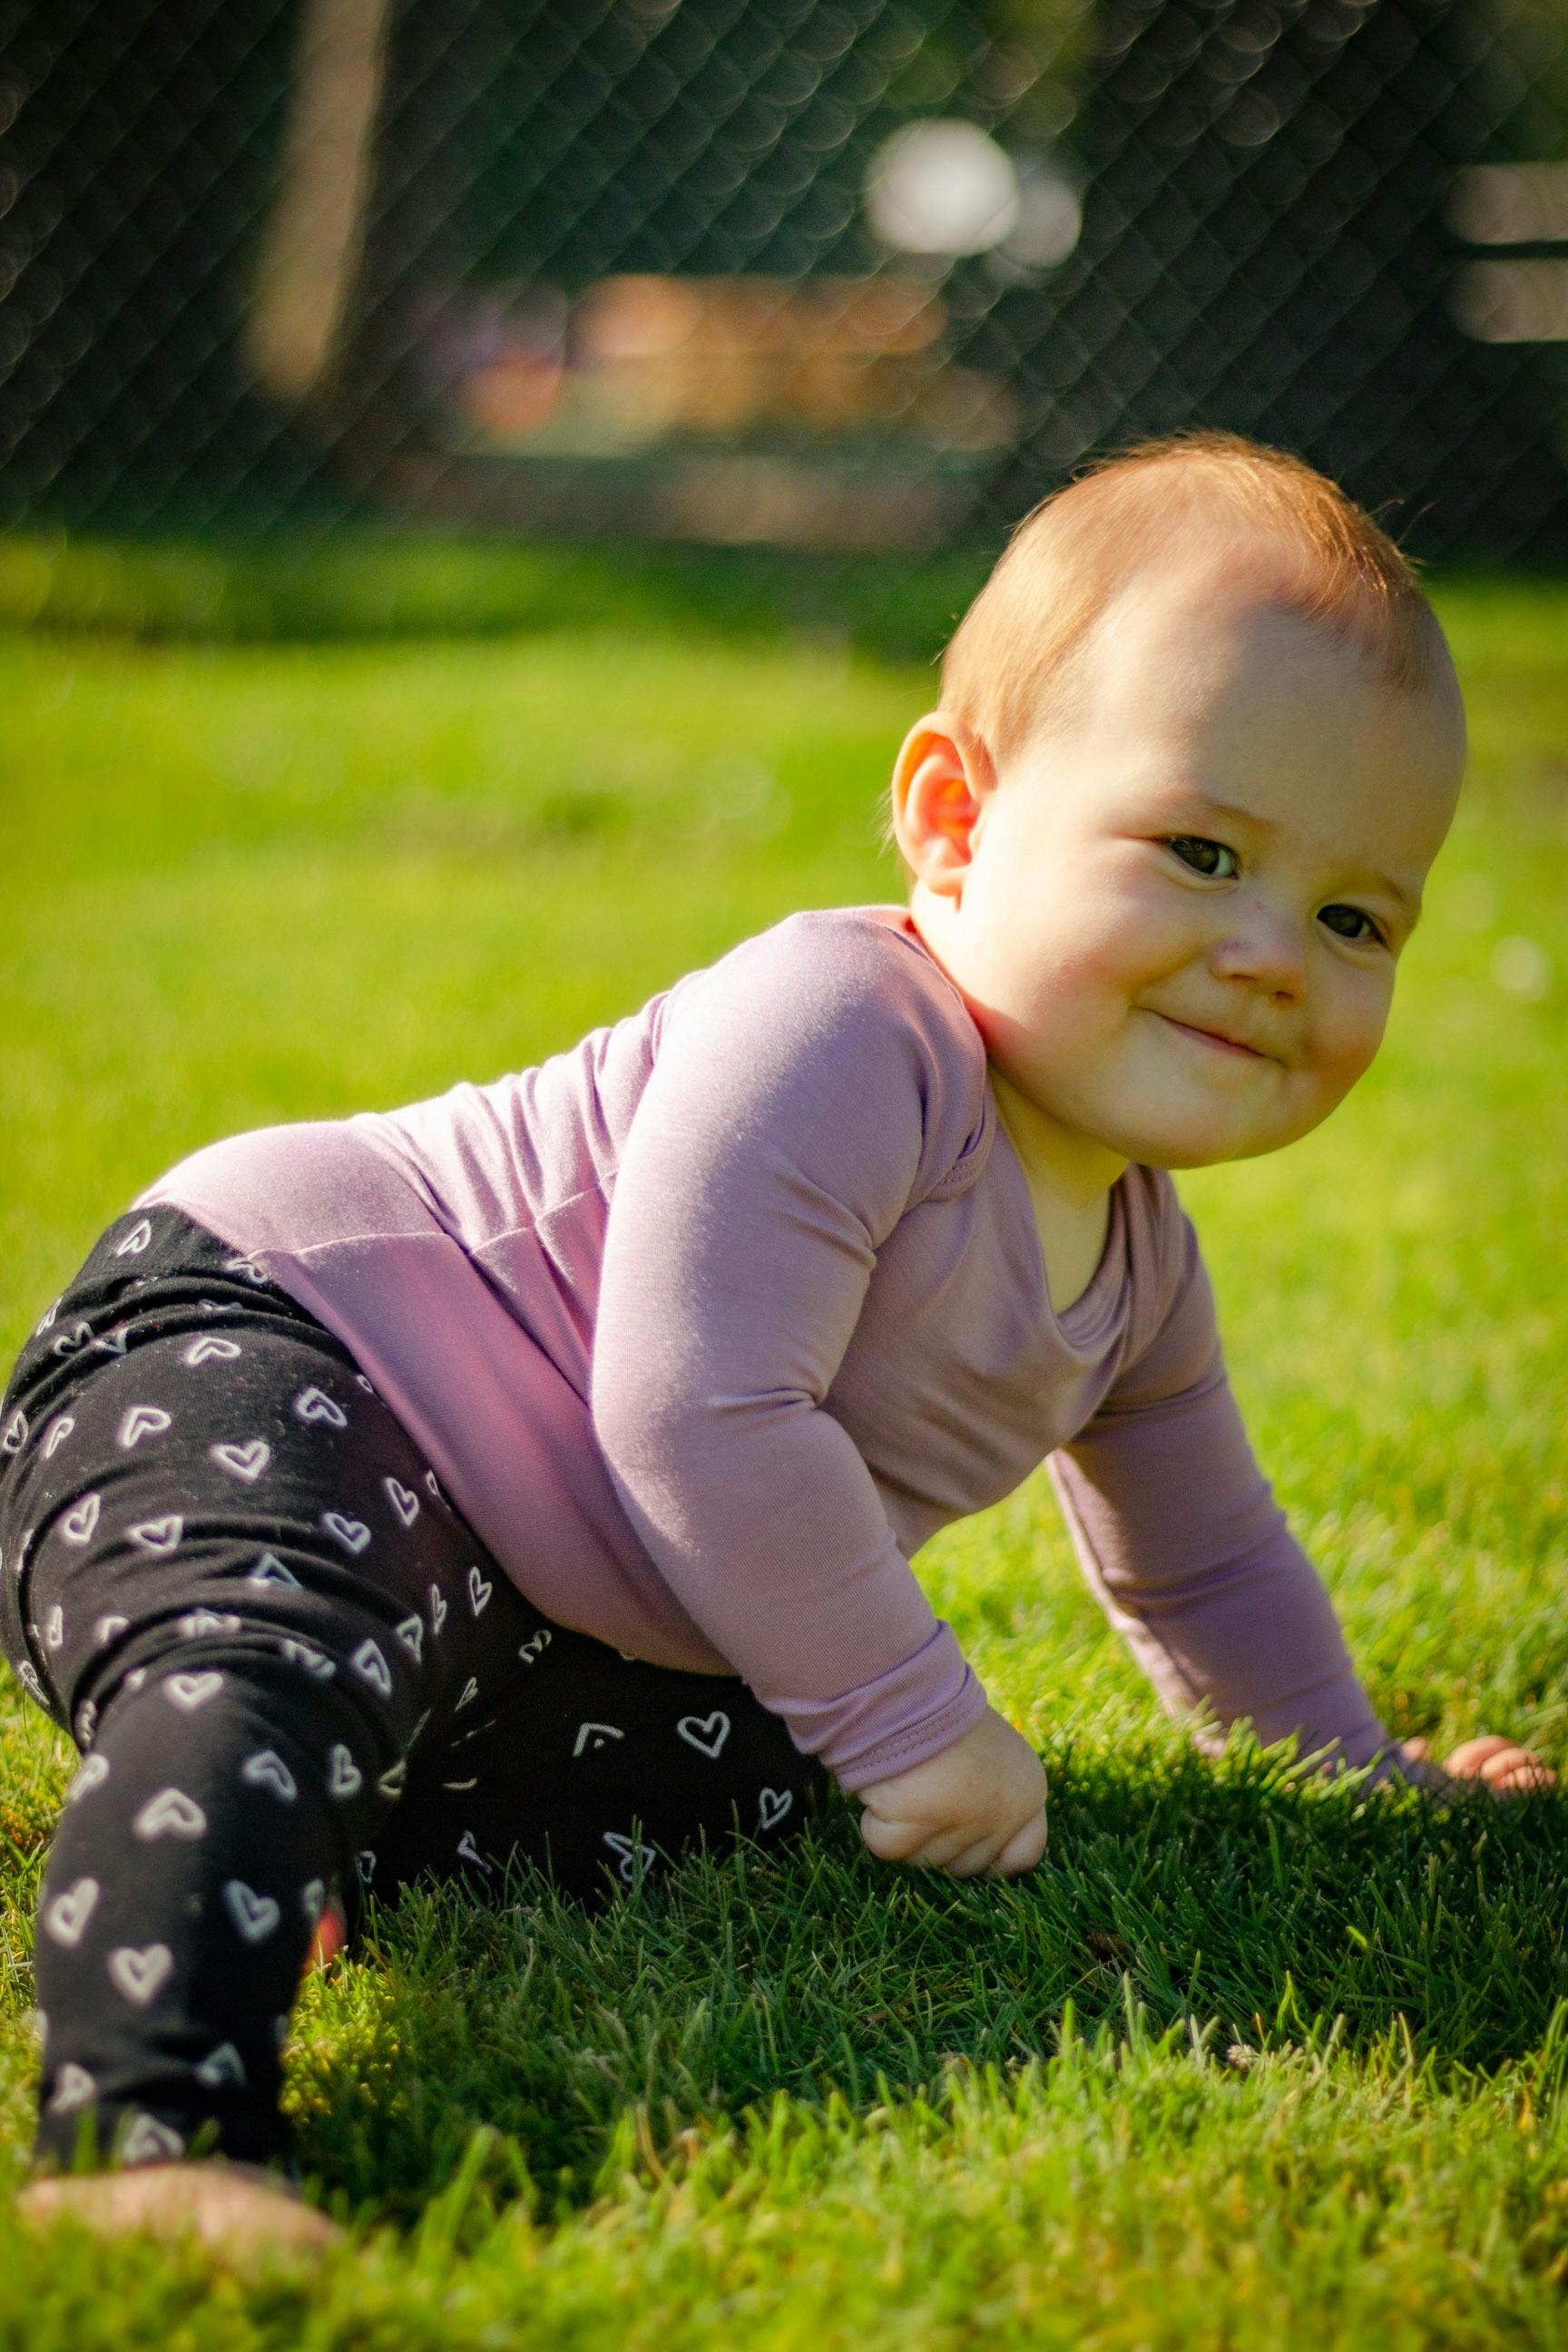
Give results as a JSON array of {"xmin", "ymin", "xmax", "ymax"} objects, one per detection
[{"xmin": 942, "ymin": 566, "xmax": 1465, "ymax": 1175}]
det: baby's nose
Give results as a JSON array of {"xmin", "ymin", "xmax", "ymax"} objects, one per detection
[{"xmin": 1207, "ymin": 904, "xmax": 1308, "ymax": 997}]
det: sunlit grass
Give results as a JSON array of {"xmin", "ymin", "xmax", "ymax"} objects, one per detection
[{"xmin": 1, "ymin": 557, "xmax": 1565, "ymax": 2344}]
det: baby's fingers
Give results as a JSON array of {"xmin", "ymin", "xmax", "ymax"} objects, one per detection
[
  {"xmin": 1442, "ymin": 1735, "xmax": 1555, "ymax": 1795},
  {"xmin": 858, "ymin": 1807, "xmax": 931, "ymax": 1863},
  {"xmin": 987, "ymin": 1808, "xmax": 1049, "ymax": 1879}
]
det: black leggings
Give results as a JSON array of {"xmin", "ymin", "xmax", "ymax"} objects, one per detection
[{"xmin": 0, "ymin": 1207, "xmax": 827, "ymax": 2171}]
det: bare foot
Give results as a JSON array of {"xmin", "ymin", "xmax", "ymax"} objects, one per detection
[{"xmin": 16, "ymin": 2161, "xmax": 342, "ymax": 2259}]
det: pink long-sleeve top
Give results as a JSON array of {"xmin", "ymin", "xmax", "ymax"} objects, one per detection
[{"xmin": 135, "ymin": 904, "xmax": 1389, "ymax": 1790}]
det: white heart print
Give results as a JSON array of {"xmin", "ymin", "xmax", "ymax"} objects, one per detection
[
  {"xmin": 351, "ymin": 1640, "xmax": 392, "ymax": 1697},
  {"xmin": 241, "ymin": 1750, "xmax": 299, "ymax": 1803},
  {"xmin": 424, "ymin": 1470, "xmax": 443, "ymax": 1503},
  {"xmin": 280, "ymin": 1638, "xmax": 336, "ymax": 1679},
  {"xmin": 294, "ymin": 1386, "xmax": 347, "ymax": 1428},
  {"xmin": 454, "ymin": 1677, "xmax": 479, "ymax": 1711},
  {"xmin": 603, "ymin": 1831, "xmax": 656, "ymax": 1884},
  {"xmin": 121, "ymin": 2113, "xmax": 186, "ymax": 2165},
  {"xmin": 677, "ymin": 1711, "xmax": 732, "ymax": 1759},
  {"xmin": 60, "ymin": 1493, "xmax": 102, "ymax": 1545},
  {"xmin": 184, "ymin": 1335, "xmax": 241, "ymax": 1367},
  {"xmin": 94, "ymin": 1613, "xmax": 130, "ymax": 1644},
  {"xmin": 518, "ymin": 1630, "xmax": 553, "ymax": 1665},
  {"xmin": 322, "ymin": 1512, "xmax": 371, "ymax": 1554},
  {"xmin": 128, "ymin": 1515, "xmax": 183, "ymax": 1555},
  {"xmin": 133, "ymin": 1788, "xmax": 208, "ymax": 1840},
  {"xmin": 573, "ymin": 1721, "xmax": 625, "ymax": 1758},
  {"xmin": 34, "ymin": 1297, "xmax": 61, "ymax": 1336},
  {"xmin": 196, "ymin": 2042, "xmax": 247, "ymax": 2090},
  {"xmin": 64, "ymin": 1754, "xmax": 111, "ymax": 1804},
  {"xmin": 44, "ymin": 1878, "xmax": 100, "ymax": 1946},
  {"xmin": 377, "ymin": 1759, "xmax": 407, "ymax": 1798},
  {"xmin": 44, "ymin": 1605, "xmax": 64, "ymax": 1650},
  {"xmin": 224, "ymin": 1881, "xmax": 281, "ymax": 1944},
  {"xmin": 300, "ymin": 1878, "xmax": 327, "ymax": 1923},
  {"xmin": 114, "ymin": 1218, "xmax": 152, "ymax": 1257},
  {"xmin": 395, "ymin": 1615, "xmax": 424, "ymax": 1661},
  {"xmin": 165, "ymin": 1671, "xmax": 224, "ymax": 1712},
  {"xmin": 384, "ymin": 1476, "xmax": 419, "ymax": 1527},
  {"xmin": 428, "ymin": 1584, "xmax": 448, "ymax": 1635},
  {"xmin": 108, "ymin": 1945, "xmax": 174, "ymax": 2005},
  {"xmin": 178, "ymin": 1607, "xmax": 241, "ymax": 1639},
  {"xmin": 117, "ymin": 1405, "xmax": 171, "ymax": 1450},
  {"xmin": 758, "ymin": 1788, "xmax": 794, "ymax": 1830},
  {"xmin": 49, "ymin": 2062, "xmax": 97, "ymax": 2114},
  {"xmin": 3, "ymin": 1407, "xmax": 28, "ymax": 1454},
  {"xmin": 249, "ymin": 1551, "xmax": 299, "ymax": 1586},
  {"xmin": 42, "ymin": 1414, "xmax": 74, "ymax": 1459},
  {"xmin": 328, "ymin": 1744, "xmax": 363, "ymax": 1798},
  {"xmin": 467, "ymin": 1564, "xmax": 492, "ymax": 1616},
  {"xmin": 211, "ymin": 1439, "xmax": 270, "ymax": 1484}
]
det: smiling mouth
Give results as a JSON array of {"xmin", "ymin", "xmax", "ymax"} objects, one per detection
[{"xmin": 1155, "ymin": 1014, "xmax": 1270, "ymax": 1061}]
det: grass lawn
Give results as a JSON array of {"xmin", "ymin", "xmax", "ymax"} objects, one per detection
[{"xmin": 1, "ymin": 542, "xmax": 1566, "ymax": 2346}]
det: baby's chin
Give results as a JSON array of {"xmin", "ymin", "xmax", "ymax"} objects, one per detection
[{"xmin": 1089, "ymin": 1093, "xmax": 1302, "ymax": 1171}]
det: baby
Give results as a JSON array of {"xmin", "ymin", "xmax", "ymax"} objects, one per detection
[{"xmin": 0, "ymin": 431, "xmax": 1546, "ymax": 2253}]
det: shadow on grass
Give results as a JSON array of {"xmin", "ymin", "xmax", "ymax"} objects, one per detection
[{"xmin": 287, "ymin": 1740, "xmax": 1568, "ymax": 2221}]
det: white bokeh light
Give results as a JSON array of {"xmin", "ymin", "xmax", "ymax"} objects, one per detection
[{"xmin": 866, "ymin": 121, "xmax": 1022, "ymax": 258}]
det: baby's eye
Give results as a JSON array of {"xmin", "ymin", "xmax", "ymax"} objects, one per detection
[
  {"xmin": 1318, "ymin": 903, "xmax": 1387, "ymax": 946},
  {"xmin": 1164, "ymin": 835, "xmax": 1238, "ymax": 879}
]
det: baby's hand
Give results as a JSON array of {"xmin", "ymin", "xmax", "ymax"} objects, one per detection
[
  {"xmin": 858, "ymin": 1705, "xmax": 1048, "ymax": 1878},
  {"xmin": 1401, "ymin": 1733, "xmax": 1556, "ymax": 1796}
]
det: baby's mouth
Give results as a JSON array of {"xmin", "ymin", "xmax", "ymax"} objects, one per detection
[{"xmin": 1153, "ymin": 1012, "xmax": 1271, "ymax": 1061}]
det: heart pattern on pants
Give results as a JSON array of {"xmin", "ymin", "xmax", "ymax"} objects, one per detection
[
  {"xmin": 327, "ymin": 1744, "xmax": 363, "ymax": 1799},
  {"xmin": 294, "ymin": 1386, "xmax": 346, "ymax": 1428},
  {"xmin": 384, "ymin": 1476, "xmax": 419, "ymax": 1527},
  {"xmin": 44, "ymin": 1877, "xmax": 101, "ymax": 1946},
  {"xmin": 677, "ymin": 1710, "xmax": 732, "ymax": 1759},
  {"xmin": 184, "ymin": 1335, "xmax": 241, "ymax": 1368},
  {"xmin": 128, "ymin": 1515, "xmax": 183, "ymax": 1555},
  {"xmin": 322, "ymin": 1512, "xmax": 370, "ymax": 1555},
  {"xmin": 133, "ymin": 1788, "xmax": 208, "ymax": 1840},
  {"xmin": 108, "ymin": 1945, "xmax": 174, "ymax": 2005},
  {"xmin": 758, "ymin": 1788, "xmax": 794, "ymax": 1830},
  {"xmin": 210, "ymin": 1438, "xmax": 270, "ymax": 1484},
  {"xmin": 240, "ymin": 1749, "xmax": 299, "ymax": 1803},
  {"xmin": 223, "ymin": 1880, "xmax": 280, "ymax": 1945},
  {"xmin": 164, "ymin": 1671, "xmax": 224, "ymax": 1713},
  {"xmin": 60, "ymin": 1493, "xmax": 102, "ymax": 1545},
  {"xmin": 117, "ymin": 1405, "xmax": 172, "ymax": 1450}
]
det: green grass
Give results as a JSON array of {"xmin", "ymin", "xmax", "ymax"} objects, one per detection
[{"xmin": 1, "ymin": 547, "xmax": 1566, "ymax": 2345}]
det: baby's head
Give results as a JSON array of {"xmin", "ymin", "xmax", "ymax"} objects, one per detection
[{"xmin": 890, "ymin": 432, "xmax": 1465, "ymax": 1184}]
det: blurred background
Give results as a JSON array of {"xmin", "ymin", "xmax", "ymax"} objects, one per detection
[{"xmin": 4, "ymin": 0, "xmax": 1568, "ymax": 568}]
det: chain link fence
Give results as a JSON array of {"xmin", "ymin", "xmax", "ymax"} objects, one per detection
[{"xmin": 4, "ymin": 0, "xmax": 1567, "ymax": 558}]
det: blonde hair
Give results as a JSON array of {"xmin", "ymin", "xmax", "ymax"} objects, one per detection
[{"xmin": 938, "ymin": 431, "xmax": 1451, "ymax": 768}]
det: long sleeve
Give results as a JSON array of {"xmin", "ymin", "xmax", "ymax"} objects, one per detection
[
  {"xmin": 1049, "ymin": 1210, "xmax": 1395, "ymax": 1773},
  {"xmin": 589, "ymin": 916, "xmax": 990, "ymax": 1789}
]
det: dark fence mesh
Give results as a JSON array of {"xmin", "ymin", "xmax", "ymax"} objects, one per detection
[{"xmin": 3, "ymin": 0, "xmax": 1566, "ymax": 556}]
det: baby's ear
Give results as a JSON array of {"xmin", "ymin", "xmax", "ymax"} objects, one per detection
[{"xmin": 889, "ymin": 714, "xmax": 993, "ymax": 897}]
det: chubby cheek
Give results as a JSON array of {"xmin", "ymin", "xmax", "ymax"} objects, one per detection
[{"xmin": 1301, "ymin": 984, "xmax": 1391, "ymax": 1118}]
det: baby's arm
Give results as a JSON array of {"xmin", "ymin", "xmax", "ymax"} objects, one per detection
[
  {"xmin": 1053, "ymin": 1208, "xmax": 1550, "ymax": 1789},
  {"xmin": 590, "ymin": 917, "xmax": 992, "ymax": 1799}
]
